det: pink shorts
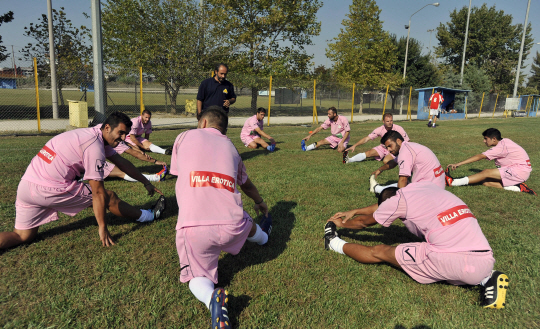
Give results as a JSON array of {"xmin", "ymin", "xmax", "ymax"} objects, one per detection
[
  {"xmin": 241, "ymin": 135, "xmax": 260, "ymax": 147},
  {"xmin": 395, "ymin": 242, "xmax": 494, "ymax": 285},
  {"xmin": 499, "ymin": 166, "xmax": 530, "ymax": 187},
  {"xmin": 113, "ymin": 141, "xmax": 130, "ymax": 155},
  {"xmin": 15, "ymin": 180, "xmax": 93, "ymax": 230},
  {"xmin": 372, "ymin": 144, "xmax": 395, "ymax": 161},
  {"xmin": 103, "ymin": 162, "xmax": 115, "ymax": 178},
  {"xmin": 325, "ymin": 136, "xmax": 350, "ymax": 148},
  {"xmin": 176, "ymin": 212, "xmax": 253, "ymax": 284}
]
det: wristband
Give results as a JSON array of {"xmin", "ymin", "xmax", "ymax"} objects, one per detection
[{"xmin": 255, "ymin": 198, "xmax": 264, "ymax": 205}]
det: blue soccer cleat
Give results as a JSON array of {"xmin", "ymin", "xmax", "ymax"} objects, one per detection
[
  {"xmin": 158, "ymin": 165, "xmax": 168, "ymax": 181},
  {"xmin": 301, "ymin": 140, "xmax": 306, "ymax": 151},
  {"xmin": 260, "ymin": 213, "xmax": 272, "ymax": 237},
  {"xmin": 210, "ymin": 288, "xmax": 231, "ymax": 329},
  {"xmin": 268, "ymin": 142, "xmax": 276, "ymax": 152}
]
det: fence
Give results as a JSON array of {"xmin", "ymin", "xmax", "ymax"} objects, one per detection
[{"xmin": 0, "ymin": 62, "xmax": 529, "ymax": 134}]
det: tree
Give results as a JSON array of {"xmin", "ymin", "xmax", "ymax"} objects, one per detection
[
  {"xmin": 326, "ymin": 0, "xmax": 399, "ymax": 113},
  {"xmin": 21, "ymin": 8, "xmax": 92, "ymax": 106},
  {"xmin": 313, "ymin": 65, "xmax": 333, "ymax": 82},
  {"xmin": 102, "ymin": 0, "xmax": 222, "ymax": 114},
  {"xmin": 527, "ymin": 51, "xmax": 540, "ymax": 93},
  {"xmin": 440, "ymin": 66, "xmax": 490, "ymax": 112},
  {"xmin": 435, "ymin": 4, "xmax": 533, "ymax": 93},
  {"xmin": 0, "ymin": 11, "xmax": 15, "ymax": 62},
  {"xmin": 207, "ymin": 0, "xmax": 322, "ymax": 111}
]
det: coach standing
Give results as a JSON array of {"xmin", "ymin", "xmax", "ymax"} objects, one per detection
[{"xmin": 197, "ymin": 63, "xmax": 236, "ymax": 117}]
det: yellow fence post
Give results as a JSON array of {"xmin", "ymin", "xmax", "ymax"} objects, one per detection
[
  {"xmin": 504, "ymin": 94, "xmax": 509, "ymax": 118},
  {"xmin": 313, "ymin": 79, "xmax": 318, "ymax": 125},
  {"xmin": 464, "ymin": 96, "xmax": 468, "ymax": 119},
  {"xmin": 407, "ymin": 86, "xmax": 412, "ymax": 121},
  {"xmin": 267, "ymin": 76, "xmax": 272, "ymax": 126},
  {"xmin": 525, "ymin": 95, "xmax": 532, "ymax": 117},
  {"xmin": 351, "ymin": 83, "xmax": 355, "ymax": 123},
  {"xmin": 139, "ymin": 67, "xmax": 144, "ymax": 115},
  {"xmin": 381, "ymin": 85, "xmax": 389, "ymax": 120},
  {"xmin": 478, "ymin": 92, "xmax": 485, "ymax": 118},
  {"xmin": 34, "ymin": 57, "xmax": 41, "ymax": 133},
  {"xmin": 492, "ymin": 94, "xmax": 499, "ymax": 118}
]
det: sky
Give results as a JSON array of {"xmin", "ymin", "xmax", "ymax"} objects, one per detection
[{"xmin": 1, "ymin": 0, "xmax": 540, "ymax": 77}]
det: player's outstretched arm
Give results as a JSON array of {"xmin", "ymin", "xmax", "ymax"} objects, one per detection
[
  {"xmin": 373, "ymin": 160, "xmax": 397, "ymax": 177},
  {"xmin": 88, "ymin": 179, "xmax": 115, "ymax": 247},
  {"xmin": 328, "ymin": 206, "xmax": 378, "ymax": 229},
  {"xmin": 124, "ymin": 148, "xmax": 166, "ymax": 166},
  {"xmin": 346, "ymin": 135, "xmax": 371, "ymax": 152},
  {"xmin": 254, "ymin": 127, "xmax": 274, "ymax": 143},
  {"xmin": 303, "ymin": 126, "xmax": 323, "ymax": 141},
  {"xmin": 447, "ymin": 154, "xmax": 488, "ymax": 170},
  {"xmin": 240, "ymin": 178, "xmax": 268, "ymax": 217}
]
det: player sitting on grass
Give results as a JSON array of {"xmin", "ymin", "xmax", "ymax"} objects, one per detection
[
  {"xmin": 302, "ymin": 107, "xmax": 350, "ymax": 153},
  {"xmin": 0, "ymin": 112, "xmax": 166, "ymax": 250},
  {"xmin": 325, "ymin": 181, "xmax": 509, "ymax": 309},
  {"xmin": 240, "ymin": 107, "xmax": 276, "ymax": 152},
  {"xmin": 446, "ymin": 128, "xmax": 535, "ymax": 195},
  {"xmin": 369, "ymin": 130, "xmax": 445, "ymax": 194},
  {"xmin": 343, "ymin": 113, "xmax": 409, "ymax": 165},
  {"xmin": 170, "ymin": 108, "xmax": 272, "ymax": 329},
  {"xmin": 115, "ymin": 109, "xmax": 172, "ymax": 156}
]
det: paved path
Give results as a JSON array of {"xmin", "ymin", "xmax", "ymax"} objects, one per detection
[{"xmin": 0, "ymin": 112, "xmax": 508, "ymax": 133}]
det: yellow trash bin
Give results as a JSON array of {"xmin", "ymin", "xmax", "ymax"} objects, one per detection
[
  {"xmin": 185, "ymin": 99, "xmax": 197, "ymax": 115},
  {"xmin": 68, "ymin": 100, "xmax": 89, "ymax": 127}
]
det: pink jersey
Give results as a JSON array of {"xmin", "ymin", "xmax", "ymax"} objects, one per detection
[
  {"xmin": 321, "ymin": 115, "xmax": 350, "ymax": 139},
  {"xmin": 482, "ymin": 138, "xmax": 532, "ymax": 172},
  {"xmin": 374, "ymin": 181, "xmax": 492, "ymax": 253},
  {"xmin": 128, "ymin": 116, "xmax": 152, "ymax": 140},
  {"xmin": 429, "ymin": 93, "xmax": 444, "ymax": 109},
  {"xmin": 240, "ymin": 115, "xmax": 263, "ymax": 139},
  {"xmin": 170, "ymin": 128, "xmax": 249, "ymax": 230},
  {"xmin": 21, "ymin": 127, "xmax": 117, "ymax": 189},
  {"xmin": 395, "ymin": 141, "xmax": 445, "ymax": 189},
  {"xmin": 368, "ymin": 124, "xmax": 410, "ymax": 142}
]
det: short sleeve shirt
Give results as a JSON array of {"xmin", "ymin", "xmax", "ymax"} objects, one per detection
[
  {"xmin": 129, "ymin": 116, "xmax": 152, "ymax": 137},
  {"xmin": 367, "ymin": 124, "xmax": 410, "ymax": 142},
  {"xmin": 429, "ymin": 93, "xmax": 444, "ymax": 109},
  {"xmin": 240, "ymin": 115, "xmax": 263, "ymax": 139},
  {"xmin": 482, "ymin": 138, "xmax": 532, "ymax": 171},
  {"xmin": 395, "ymin": 141, "xmax": 445, "ymax": 189},
  {"xmin": 320, "ymin": 115, "xmax": 350, "ymax": 138},
  {"xmin": 170, "ymin": 128, "xmax": 248, "ymax": 229},
  {"xmin": 373, "ymin": 182, "xmax": 491, "ymax": 252},
  {"xmin": 21, "ymin": 127, "xmax": 114, "ymax": 189},
  {"xmin": 197, "ymin": 77, "xmax": 236, "ymax": 113}
]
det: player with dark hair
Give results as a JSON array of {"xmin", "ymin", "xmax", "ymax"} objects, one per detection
[
  {"xmin": 344, "ymin": 113, "xmax": 409, "ymax": 165},
  {"xmin": 324, "ymin": 181, "xmax": 509, "ymax": 309},
  {"xmin": 114, "ymin": 109, "xmax": 171, "ymax": 156},
  {"xmin": 197, "ymin": 63, "xmax": 236, "ymax": 116},
  {"xmin": 427, "ymin": 89, "xmax": 444, "ymax": 128},
  {"xmin": 0, "ymin": 111, "xmax": 166, "ymax": 250},
  {"xmin": 170, "ymin": 107, "xmax": 272, "ymax": 328},
  {"xmin": 446, "ymin": 128, "xmax": 535, "ymax": 195},
  {"xmin": 240, "ymin": 107, "xmax": 276, "ymax": 151},
  {"xmin": 301, "ymin": 107, "xmax": 350, "ymax": 152},
  {"xmin": 369, "ymin": 130, "xmax": 445, "ymax": 193}
]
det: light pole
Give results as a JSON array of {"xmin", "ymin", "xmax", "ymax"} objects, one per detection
[
  {"xmin": 427, "ymin": 28, "xmax": 435, "ymax": 56},
  {"xmin": 513, "ymin": 0, "xmax": 531, "ymax": 98},
  {"xmin": 459, "ymin": 0, "xmax": 471, "ymax": 86}
]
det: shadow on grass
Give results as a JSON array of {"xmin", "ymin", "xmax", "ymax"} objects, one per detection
[
  {"xmin": 240, "ymin": 149, "xmax": 271, "ymax": 162},
  {"xmin": 227, "ymin": 294, "xmax": 252, "ymax": 328},
  {"xmin": 338, "ymin": 225, "xmax": 423, "ymax": 245},
  {"xmin": 217, "ymin": 200, "xmax": 297, "ymax": 288}
]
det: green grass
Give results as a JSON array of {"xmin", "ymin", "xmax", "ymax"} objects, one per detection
[{"xmin": 1, "ymin": 118, "xmax": 539, "ymax": 328}]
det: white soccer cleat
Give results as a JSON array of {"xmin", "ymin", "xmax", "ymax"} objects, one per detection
[{"xmin": 369, "ymin": 175, "xmax": 378, "ymax": 193}]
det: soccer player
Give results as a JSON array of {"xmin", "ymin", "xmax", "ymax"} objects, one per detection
[
  {"xmin": 344, "ymin": 113, "xmax": 409, "ymax": 164},
  {"xmin": 0, "ymin": 112, "xmax": 166, "ymax": 250},
  {"xmin": 370, "ymin": 130, "xmax": 445, "ymax": 194},
  {"xmin": 170, "ymin": 108, "xmax": 272, "ymax": 328},
  {"xmin": 325, "ymin": 182, "xmax": 509, "ymax": 309},
  {"xmin": 446, "ymin": 128, "xmax": 535, "ymax": 195},
  {"xmin": 427, "ymin": 89, "xmax": 444, "ymax": 128},
  {"xmin": 115, "ymin": 109, "xmax": 171, "ymax": 155},
  {"xmin": 240, "ymin": 107, "xmax": 276, "ymax": 152},
  {"xmin": 301, "ymin": 107, "xmax": 350, "ymax": 152}
]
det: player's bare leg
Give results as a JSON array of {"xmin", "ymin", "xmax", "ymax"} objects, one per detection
[
  {"xmin": 247, "ymin": 137, "xmax": 269, "ymax": 149},
  {"xmin": 108, "ymin": 165, "xmax": 163, "ymax": 182},
  {"xmin": 305, "ymin": 139, "xmax": 330, "ymax": 151},
  {"xmin": 381, "ymin": 153, "xmax": 395, "ymax": 164},
  {"xmin": 104, "ymin": 189, "xmax": 165, "ymax": 223},
  {"xmin": 343, "ymin": 243, "xmax": 401, "ymax": 267},
  {"xmin": 141, "ymin": 140, "xmax": 170, "ymax": 155},
  {"xmin": 467, "ymin": 168, "xmax": 501, "ymax": 185},
  {"xmin": 0, "ymin": 227, "xmax": 39, "ymax": 249}
]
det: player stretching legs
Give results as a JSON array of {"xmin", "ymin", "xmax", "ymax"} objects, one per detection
[
  {"xmin": 302, "ymin": 107, "xmax": 350, "ymax": 153},
  {"xmin": 240, "ymin": 107, "xmax": 276, "ymax": 152},
  {"xmin": 124, "ymin": 109, "xmax": 171, "ymax": 155},
  {"xmin": 446, "ymin": 128, "xmax": 536, "ymax": 195},
  {"xmin": 105, "ymin": 164, "xmax": 167, "ymax": 183},
  {"xmin": 171, "ymin": 108, "xmax": 272, "ymax": 328},
  {"xmin": 325, "ymin": 182, "xmax": 509, "ymax": 309}
]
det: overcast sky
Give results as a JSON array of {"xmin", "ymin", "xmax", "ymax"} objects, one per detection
[{"xmin": 1, "ymin": 0, "xmax": 539, "ymax": 76}]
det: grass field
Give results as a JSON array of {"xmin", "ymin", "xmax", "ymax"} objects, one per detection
[{"xmin": 1, "ymin": 118, "xmax": 539, "ymax": 328}]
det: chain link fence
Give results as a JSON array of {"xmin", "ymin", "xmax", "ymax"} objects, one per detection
[{"xmin": 0, "ymin": 63, "xmax": 526, "ymax": 134}]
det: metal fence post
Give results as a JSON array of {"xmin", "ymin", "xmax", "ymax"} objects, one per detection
[
  {"xmin": 267, "ymin": 76, "xmax": 272, "ymax": 126},
  {"xmin": 407, "ymin": 86, "xmax": 412, "ymax": 121},
  {"xmin": 34, "ymin": 57, "xmax": 41, "ymax": 133},
  {"xmin": 492, "ymin": 94, "xmax": 499, "ymax": 118},
  {"xmin": 478, "ymin": 92, "xmax": 485, "ymax": 118},
  {"xmin": 381, "ymin": 85, "xmax": 389, "ymax": 120},
  {"xmin": 351, "ymin": 83, "xmax": 355, "ymax": 123},
  {"xmin": 140, "ymin": 66, "xmax": 144, "ymax": 115},
  {"xmin": 312, "ymin": 79, "xmax": 318, "ymax": 124}
]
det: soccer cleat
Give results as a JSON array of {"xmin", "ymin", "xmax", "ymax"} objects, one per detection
[
  {"xmin": 301, "ymin": 140, "xmax": 306, "ymax": 151},
  {"xmin": 427, "ymin": 121, "xmax": 432, "ymax": 127},
  {"xmin": 518, "ymin": 183, "xmax": 537, "ymax": 196},
  {"xmin": 210, "ymin": 288, "xmax": 231, "ymax": 329},
  {"xmin": 480, "ymin": 271, "xmax": 509, "ymax": 309},
  {"xmin": 151, "ymin": 195, "xmax": 166, "ymax": 220},
  {"xmin": 268, "ymin": 142, "xmax": 276, "ymax": 152},
  {"xmin": 164, "ymin": 148, "xmax": 172, "ymax": 155},
  {"xmin": 260, "ymin": 214, "xmax": 272, "ymax": 238},
  {"xmin": 343, "ymin": 151, "xmax": 349, "ymax": 164},
  {"xmin": 324, "ymin": 221, "xmax": 338, "ymax": 251},
  {"xmin": 444, "ymin": 168, "xmax": 454, "ymax": 187},
  {"xmin": 157, "ymin": 165, "xmax": 168, "ymax": 181},
  {"xmin": 432, "ymin": 125, "xmax": 437, "ymax": 128},
  {"xmin": 369, "ymin": 175, "xmax": 378, "ymax": 193}
]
